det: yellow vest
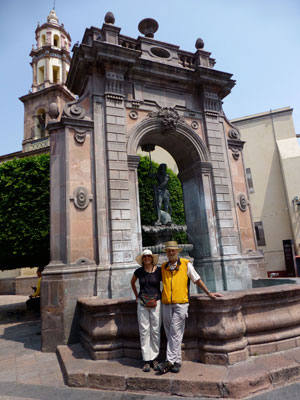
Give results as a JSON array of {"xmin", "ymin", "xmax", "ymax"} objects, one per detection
[{"xmin": 161, "ymin": 258, "xmax": 189, "ymax": 304}]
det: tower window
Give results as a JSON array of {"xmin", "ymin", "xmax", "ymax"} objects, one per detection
[
  {"xmin": 34, "ymin": 109, "xmax": 46, "ymax": 138},
  {"xmin": 41, "ymin": 34, "xmax": 46, "ymax": 46},
  {"xmin": 53, "ymin": 34, "xmax": 60, "ymax": 47},
  {"xmin": 52, "ymin": 66, "xmax": 60, "ymax": 83},
  {"xmin": 38, "ymin": 66, "xmax": 44, "ymax": 84}
]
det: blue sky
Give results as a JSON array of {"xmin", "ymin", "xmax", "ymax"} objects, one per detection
[{"xmin": 0, "ymin": 0, "xmax": 299, "ymax": 155}]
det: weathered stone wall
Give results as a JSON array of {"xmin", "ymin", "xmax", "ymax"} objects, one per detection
[{"xmin": 78, "ymin": 284, "xmax": 300, "ymax": 365}]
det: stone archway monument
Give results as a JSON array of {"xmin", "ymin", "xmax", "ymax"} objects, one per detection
[{"xmin": 43, "ymin": 13, "xmax": 266, "ymax": 351}]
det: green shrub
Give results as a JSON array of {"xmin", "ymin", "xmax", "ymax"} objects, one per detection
[
  {"xmin": 0, "ymin": 153, "xmax": 186, "ymax": 270},
  {"xmin": 137, "ymin": 156, "xmax": 187, "ymax": 245},
  {"xmin": 0, "ymin": 154, "xmax": 50, "ymax": 270}
]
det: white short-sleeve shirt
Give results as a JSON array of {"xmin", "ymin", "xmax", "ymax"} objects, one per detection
[{"xmin": 168, "ymin": 260, "xmax": 201, "ymax": 284}]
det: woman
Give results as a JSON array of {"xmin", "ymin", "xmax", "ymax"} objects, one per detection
[{"xmin": 131, "ymin": 249, "xmax": 162, "ymax": 372}]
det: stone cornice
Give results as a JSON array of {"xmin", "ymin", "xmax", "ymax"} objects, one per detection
[
  {"xmin": 19, "ymin": 85, "xmax": 74, "ymax": 103},
  {"xmin": 47, "ymin": 117, "xmax": 94, "ymax": 133},
  {"xmin": 67, "ymin": 30, "xmax": 235, "ymax": 99}
]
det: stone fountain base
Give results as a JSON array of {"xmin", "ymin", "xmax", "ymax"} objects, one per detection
[{"xmin": 77, "ymin": 283, "xmax": 300, "ymax": 365}]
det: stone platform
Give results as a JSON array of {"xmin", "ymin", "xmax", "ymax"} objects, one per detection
[{"xmin": 57, "ymin": 343, "xmax": 300, "ymax": 399}]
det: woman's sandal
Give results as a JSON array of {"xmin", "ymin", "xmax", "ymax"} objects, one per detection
[
  {"xmin": 157, "ymin": 361, "xmax": 173, "ymax": 374},
  {"xmin": 143, "ymin": 362, "xmax": 151, "ymax": 372}
]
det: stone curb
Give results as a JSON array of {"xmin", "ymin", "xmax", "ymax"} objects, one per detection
[{"xmin": 57, "ymin": 344, "xmax": 300, "ymax": 399}]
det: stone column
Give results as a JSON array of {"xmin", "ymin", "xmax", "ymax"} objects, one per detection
[{"xmin": 42, "ymin": 111, "xmax": 97, "ymax": 352}]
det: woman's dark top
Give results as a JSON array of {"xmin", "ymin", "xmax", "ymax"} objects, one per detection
[{"xmin": 134, "ymin": 266, "xmax": 162, "ymax": 300}]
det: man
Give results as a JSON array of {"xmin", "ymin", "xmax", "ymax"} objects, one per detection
[{"xmin": 158, "ymin": 241, "xmax": 223, "ymax": 374}]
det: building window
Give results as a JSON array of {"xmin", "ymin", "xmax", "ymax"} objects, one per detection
[
  {"xmin": 255, "ymin": 221, "xmax": 266, "ymax": 246},
  {"xmin": 41, "ymin": 34, "xmax": 46, "ymax": 46},
  {"xmin": 34, "ymin": 109, "xmax": 46, "ymax": 139},
  {"xmin": 246, "ymin": 168, "xmax": 254, "ymax": 193}
]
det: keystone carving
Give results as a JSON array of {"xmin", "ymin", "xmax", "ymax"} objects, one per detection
[{"xmin": 158, "ymin": 107, "xmax": 179, "ymax": 130}]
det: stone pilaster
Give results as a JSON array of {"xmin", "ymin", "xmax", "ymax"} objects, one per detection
[{"xmin": 202, "ymin": 89, "xmax": 239, "ymax": 257}]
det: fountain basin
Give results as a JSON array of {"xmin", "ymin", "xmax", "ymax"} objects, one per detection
[{"xmin": 78, "ymin": 283, "xmax": 300, "ymax": 365}]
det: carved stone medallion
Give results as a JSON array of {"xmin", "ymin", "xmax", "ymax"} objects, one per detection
[
  {"xmin": 237, "ymin": 194, "xmax": 247, "ymax": 212},
  {"xmin": 191, "ymin": 121, "xmax": 199, "ymax": 129},
  {"xmin": 129, "ymin": 110, "xmax": 138, "ymax": 120},
  {"xmin": 74, "ymin": 187, "xmax": 89, "ymax": 210}
]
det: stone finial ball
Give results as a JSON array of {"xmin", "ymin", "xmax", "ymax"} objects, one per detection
[
  {"xmin": 195, "ymin": 38, "xmax": 205, "ymax": 49},
  {"xmin": 104, "ymin": 11, "xmax": 115, "ymax": 24},
  {"xmin": 49, "ymin": 103, "xmax": 59, "ymax": 120},
  {"xmin": 138, "ymin": 18, "xmax": 159, "ymax": 38}
]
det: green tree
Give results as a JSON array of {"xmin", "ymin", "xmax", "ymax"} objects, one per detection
[
  {"xmin": 0, "ymin": 154, "xmax": 50, "ymax": 270},
  {"xmin": 137, "ymin": 156, "xmax": 187, "ymax": 245}
]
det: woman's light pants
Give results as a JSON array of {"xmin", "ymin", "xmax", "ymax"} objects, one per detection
[{"xmin": 137, "ymin": 300, "xmax": 162, "ymax": 361}]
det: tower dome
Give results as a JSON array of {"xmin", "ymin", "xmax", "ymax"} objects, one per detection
[{"xmin": 47, "ymin": 9, "xmax": 59, "ymax": 24}]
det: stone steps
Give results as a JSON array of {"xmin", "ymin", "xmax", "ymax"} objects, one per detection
[{"xmin": 57, "ymin": 343, "xmax": 300, "ymax": 399}]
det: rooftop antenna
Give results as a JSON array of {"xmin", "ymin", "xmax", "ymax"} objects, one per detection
[{"xmin": 53, "ymin": 0, "xmax": 56, "ymax": 9}]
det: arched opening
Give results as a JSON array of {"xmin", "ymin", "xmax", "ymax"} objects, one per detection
[
  {"xmin": 128, "ymin": 117, "xmax": 219, "ymax": 276},
  {"xmin": 41, "ymin": 34, "xmax": 46, "ymax": 46},
  {"xmin": 33, "ymin": 109, "xmax": 46, "ymax": 138},
  {"xmin": 38, "ymin": 66, "xmax": 44, "ymax": 85},
  {"xmin": 53, "ymin": 34, "xmax": 60, "ymax": 47},
  {"xmin": 52, "ymin": 66, "xmax": 60, "ymax": 83}
]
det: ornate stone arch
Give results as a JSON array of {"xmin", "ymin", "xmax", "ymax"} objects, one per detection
[
  {"xmin": 126, "ymin": 113, "xmax": 218, "ymax": 266},
  {"xmin": 127, "ymin": 116, "xmax": 211, "ymax": 167}
]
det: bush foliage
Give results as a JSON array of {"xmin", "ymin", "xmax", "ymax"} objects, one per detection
[
  {"xmin": 0, "ymin": 154, "xmax": 50, "ymax": 270},
  {"xmin": 137, "ymin": 156, "xmax": 187, "ymax": 245}
]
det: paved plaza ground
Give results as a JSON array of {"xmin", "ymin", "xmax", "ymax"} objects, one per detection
[{"xmin": 1, "ymin": 295, "xmax": 300, "ymax": 400}]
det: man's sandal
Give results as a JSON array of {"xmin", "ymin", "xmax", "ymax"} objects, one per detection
[
  {"xmin": 170, "ymin": 362, "xmax": 181, "ymax": 373},
  {"xmin": 157, "ymin": 361, "xmax": 173, "ymax": 374},
  {"xmin": 143, "ymin": 362, "xmax": 151, "ymax": 372}
]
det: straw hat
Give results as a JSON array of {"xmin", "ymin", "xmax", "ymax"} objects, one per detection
[
  {"xmin": 136, "ymin": 249, "xmax": 159, "ymax": 266},
  {"xmin": 163, "ymin": 241, "xmax": 183, "ymax": 252}
]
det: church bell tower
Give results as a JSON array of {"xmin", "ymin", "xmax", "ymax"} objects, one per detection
[{"xmin": 20, "ymin": 9, "xmax": 74, "ymax": 153}]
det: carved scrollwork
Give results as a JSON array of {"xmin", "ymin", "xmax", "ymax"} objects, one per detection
[
  {"xmin": 229, "ymin": 146, "xmax": 241, "ymax": 161},
  {"xmin": 228, "ymin": 129, "xmax": 241, "ymax": 140},
  {"xmin": 63, "ymin": 101, "xmax": 86, "ymax": 119},
  {"xmin": 74, "ymin": 128, "xmax": 88, "ymax": 144},
  {"xmin": 129, "ymin": 110, "xmax": 138, "ymax": 120},
  {"xmin": 73, "ymin": 187, "xmax": 89, "ymax": 210},
  {"xmin": 237, "ymin": 194, "xmax": 248, "ymax": 212}
]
